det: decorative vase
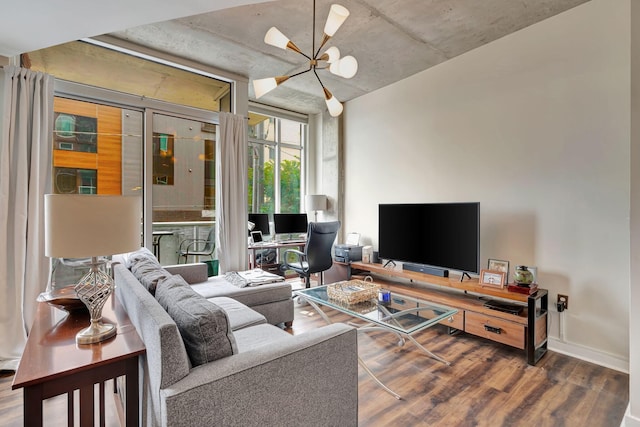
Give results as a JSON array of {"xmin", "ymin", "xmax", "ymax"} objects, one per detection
[{"xmin": 514, "ymin": 265, "xmax": 534, "ymax": 287}]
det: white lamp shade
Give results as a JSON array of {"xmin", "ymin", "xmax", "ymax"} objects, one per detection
[
  {"xmin": 324, "ymin": 46, "xmax": 341, "ymax": 63},
  {"xmin": 306, "ymin": 194, "xmax": 327, "ymax": 212},
  {"xmin": 45, "ymin": 194, "xmax": 142, "ymax": 258},
  {"xmin": 329, "ymin": 55, "xmax": 358, "ymax": 79},
  {"xmin": 253, "ymin": 77, "xmax": 278, "ymax": 98},
  {"xmin": 324, "ymin": 4, "xmax": 350, "ymax": 37},
  {"xmin": 264, "ymin": 26, "xmax": 291, "ymax": 49},
  {"xmin": 325, "ymin": 94, "xmax": 344, "ymax": 117}
]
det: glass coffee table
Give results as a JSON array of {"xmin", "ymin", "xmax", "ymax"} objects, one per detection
[{"xmin": 295, "ymin": 285, "xmax": 457, "ymax": 399}]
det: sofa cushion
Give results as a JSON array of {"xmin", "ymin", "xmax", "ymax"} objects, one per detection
[
  {"xmin": 121, "ymin": 247, "xmax": 158, "ymax": 269},
  {"xmin": 155, "ymin": 275, "xmax": 238, "ymax": 366},
  {"xmin": 164, "ymin": 263, "xmax": 208, "ymax": 284},
  {"xmin": 131, "ymin": 258, "xmax": 171, "ymax": 296},
  {"xmin": 191, "ymin": 276, "xmax": 291, "ymax": 306},
  {"xmin": 207, "ymin": 296, "xmax": 266, "ymax": 330},
  {"xmin": 232, "ymin": 323, "xmax": 295, "ymax": 353}
]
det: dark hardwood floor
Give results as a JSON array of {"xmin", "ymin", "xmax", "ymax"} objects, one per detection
[
  {"xmin": 289, "ymin": 304, "xmax": 629, "ymax": 427},
  {"xmin": 1, "ymin": 304, "xmax": 628, "ymax": 426}
]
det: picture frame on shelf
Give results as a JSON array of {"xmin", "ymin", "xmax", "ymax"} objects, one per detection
[
  {"xmin": 479, "ymin": 269, "xmax": 507, "ymax": 288},
  {"xmin": 488, "ymin": 258, "xmax": 509, "ymax": 282}
]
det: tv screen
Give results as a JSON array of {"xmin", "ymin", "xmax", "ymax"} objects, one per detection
[
  {"xmin": 248, "ymin": 213, "xmax": 270, "ymax": 235},
  {"xmin": 378, "ymin": 203, "xmax": 480, "ymax": 274},
  {"xmin": 273, "ymin": 213, "xmax": 308, "ymax": 235}
]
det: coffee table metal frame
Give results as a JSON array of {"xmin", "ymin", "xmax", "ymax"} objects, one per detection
[{"xmin": 295, "ymin": 285, "xmax": 457, "ymax": 399}]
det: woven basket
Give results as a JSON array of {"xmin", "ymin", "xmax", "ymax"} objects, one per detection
[{"xmin": 327, "ymin": 280, "xmax": 380, "ymax": 305}]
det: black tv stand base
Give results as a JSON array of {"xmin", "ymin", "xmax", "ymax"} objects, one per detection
[{"xmin": 460, "ymin": 272, "xmax": 472, "ymax": 282}]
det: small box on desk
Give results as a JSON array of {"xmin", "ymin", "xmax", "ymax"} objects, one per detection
[{"xmin": 334, "ymin": 244, "xmax": 363, "ymax": 263}]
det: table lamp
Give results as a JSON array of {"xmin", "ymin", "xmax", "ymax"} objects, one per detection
[
  {"xmin": 305, "ymin": 194, "xmax": 327, "ymax": 222},
  {"xmin": 44, "ymin": 194, "xmax": 141, "ymax": 344}
]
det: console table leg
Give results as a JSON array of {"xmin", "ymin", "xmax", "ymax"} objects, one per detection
[
  {"xmin": 79, "ymin": 384, "xmax": 94, "ymax": 427},
  {"xmin": 24, "ymin": 385, "xmax": 43, "ymax": 427}
]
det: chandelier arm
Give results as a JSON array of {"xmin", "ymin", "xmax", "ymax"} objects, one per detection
[
  {"xmin": 290, "ymin": 67, "xmax": 313, "ymax": 79},
  {"xmin": 312, "ymin": 68, "xmax": 326, "ymax": 90},
  {"xmin": 314, "ymin": 34, "xmax": 331, "ymax": 59},
  {"xmin": 312, "ymin": 0, "xmax": 316, "ymax": 58},
  {"xmin": 292, "ymin": 47, "xmax": 312, "ymax": 61}
]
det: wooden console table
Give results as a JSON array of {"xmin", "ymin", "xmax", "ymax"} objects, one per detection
[
  {"xmin": 12, "ymin": 294, "xmax": 145, "ymax": 426},
  {"xmin": 345, "ymin": 261, "xmax": 548, "ymax": 365}
]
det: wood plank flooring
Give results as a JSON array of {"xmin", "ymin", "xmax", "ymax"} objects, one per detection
[
  {"xmin": 1, "ymin": 304, "xmax": 629, "ymax": 426},
  {"xmin": 289, "ymin": 304, "xmax": 629, "ymax": 427}
]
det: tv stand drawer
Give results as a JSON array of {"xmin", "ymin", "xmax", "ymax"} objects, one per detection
[
  {"xmin": 439, "ymin": 310, "xmax": 464, "ymax": 330},
  {"xmin": 465, "ymin": 311, "xmax": 525, "ymax": 349}
]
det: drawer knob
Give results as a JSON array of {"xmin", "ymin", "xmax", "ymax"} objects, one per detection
[
  {"xmin": 484, "ymin": 325, "xmax": 502, "ymax": 334},
  {"xmin": 448, "ymin": 316, "xmax": 454, "ymax": 323}
]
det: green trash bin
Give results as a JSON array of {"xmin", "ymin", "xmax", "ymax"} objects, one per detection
[{"xmin": 204, "ymin": 259, "xmax": 219, "ymax": 277}]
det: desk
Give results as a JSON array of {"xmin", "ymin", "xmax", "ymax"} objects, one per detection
[
  {"xmin": 12, "ymin": 295, "xmax": 145, "ymax": 426},
  {"xmin": 248, "ymin": 240, "xmax": 306, "ymax": 271}
]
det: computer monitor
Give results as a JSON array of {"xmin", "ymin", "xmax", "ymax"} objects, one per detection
[
  {"xmin": 273, "ymin": 213, "xmax": 308, "ymax": 235},
  {"xmin": 248, "ymin": 213, "xmax": 270, "ymax": 236}
]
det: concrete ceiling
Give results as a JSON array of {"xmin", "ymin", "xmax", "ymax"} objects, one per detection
[
  {"xmin": 107, "ymin": 0, "xmax": 591, "ymax": 115},
  {"xmin": 0, "ymin": 0, "xmax": 274, "ymax": 57}
]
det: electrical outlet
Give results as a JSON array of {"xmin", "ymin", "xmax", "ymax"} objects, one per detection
[{"xmin": 557, "ymin": 294, "xmax": 568, "ymax": 310}]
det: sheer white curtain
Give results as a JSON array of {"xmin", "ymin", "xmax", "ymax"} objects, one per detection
[
  {"xmin": 215, "ymin": 112, "xmax": 248, "ymax": 273},
  {"xmin": 0, "ymin": 66, "xmax": 53, "ymax": 370}
]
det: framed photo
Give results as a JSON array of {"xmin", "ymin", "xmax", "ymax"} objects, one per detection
[
  {"xmin": 479, "ymin": 269, "xmax": 507, "ymax": 288},
  {"xmin": 488, "ymin": 259, "xmax": 509, "ymax": 282}
]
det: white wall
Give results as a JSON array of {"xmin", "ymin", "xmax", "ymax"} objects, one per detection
[
  {"xmin": 628, "ymin": 0, "xmax": 640, "ymax": 423},
  {"xmin": 343, "ymin": 0, "xmax": 630, "ymax": 369}
]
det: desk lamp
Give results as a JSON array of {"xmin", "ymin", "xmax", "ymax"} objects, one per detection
[
  {"xmin": 45, "ymin": 194, "xmax": 141, "ymax": 344},
  {"xmin": 305, "ymin": 194, "xmax": 327, "ymax": 222}
]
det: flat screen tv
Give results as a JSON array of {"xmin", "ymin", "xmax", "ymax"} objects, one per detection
[
  {"xmin": 273, "ymin": 213, "xmax": 308, "ymax": 235},
  {"xmin": 378, "ymin": 202, "xmax": 480, "ymax": 276}
]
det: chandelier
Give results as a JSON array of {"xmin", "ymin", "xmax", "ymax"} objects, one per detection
[{"xmin": 252, "ymin": 0, "xmax": 358, "ymax": 117}]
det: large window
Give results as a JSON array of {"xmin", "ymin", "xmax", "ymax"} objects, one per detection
[
  {"xmin": 248, "ymin": 109, "xmax": 307, "ymax": 215},
  {"xmin": 32, "ymin": 39, "xmax": 229, "ymax": 267}
]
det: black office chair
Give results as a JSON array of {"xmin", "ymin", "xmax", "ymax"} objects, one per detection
[
  {"xmin": 281, "ymin": 221, "xmax": 341, "ymax": 288},
  {"xmin": 178, "ymin": 227, "xmax": 215, "ymax": 264}
]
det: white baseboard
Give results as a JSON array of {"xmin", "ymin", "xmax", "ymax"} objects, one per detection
[
  {"xmin": 622, "ymin": 404, "xmax": 640, "ymax": 427},
  {"xmin": 547, "ymin": 337, "xmax": 629, "ymax": 373}
]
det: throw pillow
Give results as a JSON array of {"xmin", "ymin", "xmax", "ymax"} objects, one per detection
[
  {"xmin": 124, "ymin": 247, "xmax": 158, "ymax": 270},
  {"xmin": 130, "ymin": 258, "xmax": 170, "ymax": 295},
  {"xmin": 155, "ymin": 274, "xmax": 237, "ymax": 366}
]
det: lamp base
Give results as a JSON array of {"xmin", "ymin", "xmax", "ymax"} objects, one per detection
[
  {"xmin": 76, "ymin": 319, "xmax": 116, "ymax": 344},
  {"xmin": 74, "ymin": 257, "xmax": 116, "ymax": 345}
]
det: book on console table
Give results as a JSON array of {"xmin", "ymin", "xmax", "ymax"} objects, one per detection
[{"xmin": 507, "ymin": 284, "xmax": 538, "ymax": 295}]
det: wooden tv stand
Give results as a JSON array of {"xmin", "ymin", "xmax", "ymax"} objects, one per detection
[{"xmin": 347, "ymin": 261, "xmax": 548, "ymax": 365}]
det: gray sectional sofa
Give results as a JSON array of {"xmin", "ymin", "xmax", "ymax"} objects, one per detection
[{"xmin": 112, "ymin": 249, "xmax": 358, "ymax": 427}]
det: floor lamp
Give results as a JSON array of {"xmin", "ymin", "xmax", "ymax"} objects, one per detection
[
  {"xmin": 305, "ymin": 194, "xmax": 327, "ymax": 222},
  {"xmin": 44, "ymin": 194, "xmax": 141, "ymax": 344}
]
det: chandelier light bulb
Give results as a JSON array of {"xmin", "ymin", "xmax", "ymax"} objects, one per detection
[
  {"xmin": 323, "ymin": 87, "xmax": 344, "ymax": 117},
  {"xmin": 338, "ymin": 55, "xmax": 358, "ymax": 78},
  {"xmin": 253, "ymin": 76, "xmax": 289, "ymax": 98},
  {"xmin": 265, "ymin": 27, "xmax": 291, "ymax": 50},
  {"xmin": 328, "ymin": 56, "xmax": 357, "ymax": 79},
  {"xmin": 323, "ymin": 46, "xmax": 341, "ymax": 63},
  {"xmin": 324, "ymin": 4, "xmax": 350, "ymax": 37}
]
